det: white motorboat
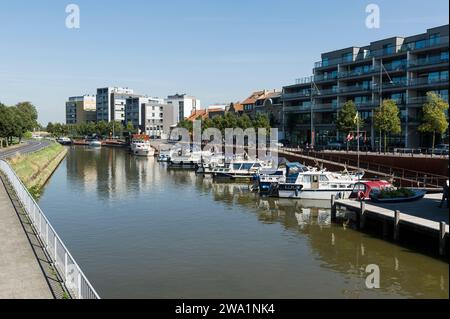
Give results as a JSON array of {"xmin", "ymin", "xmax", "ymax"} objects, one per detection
[
  {"xmin": 88, "ymin": 140, "xmax": 102, "ymax": 148},
  {"xmin": 277, "ymin": 170, "xmax": 362, "ymax": 200},
  {"xmin": 131, "ymin": 139, "xmax": 155, "ymax": 157},
  {"xmin": 256, "ymin": 162, "xmax": 311, "ymax": 195},
  {"xmin": 211, "ymin": 157, "xmax": 272, "ymax": 180},
  {"xmin": 168, "ymin": 149, "xmax": 203, "ymax": 168},
  {"xmin": 196, "ymin": 152, "xmax": 225, "ymax": 174}
]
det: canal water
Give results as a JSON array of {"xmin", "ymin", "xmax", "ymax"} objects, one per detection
[{"xmin": 38, "ymin": 146, "xmax": 448, "ymax": 299}]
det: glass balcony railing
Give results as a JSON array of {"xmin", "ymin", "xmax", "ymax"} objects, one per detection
[
  {"xmin": 339, "ymin": 85, "xmax": 372, "ymax": 93},
  {"xmin": 408, "ymin": 76, "xmax": 449, "ymax": 86},
  {"xmin": 314, "ymin": 36, "xmax": 449, "ymax": 69},
  {"xmin": 408, "ymin": 56, "xmax": 449, "ymax": 67},
  {"xmin": 282, "ymin": 91, "xmax": 311, "ymax": 99}
]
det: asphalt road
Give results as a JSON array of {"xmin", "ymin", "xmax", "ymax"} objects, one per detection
[{"xmin": 0, "ymin": 139, "xmax": 51, "ymax": 160}]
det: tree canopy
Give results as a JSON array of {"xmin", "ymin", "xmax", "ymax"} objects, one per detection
[
  {"xmin": 0, "ymin": 101, "xmax": 39, "ymax": 146},
  {"xmin": 418, "ymin": 92, "xmax": 449, "ymax": 151},
  {"xmin": 374, "ymin": 99, "xmax": 401, "ymax": 152}
]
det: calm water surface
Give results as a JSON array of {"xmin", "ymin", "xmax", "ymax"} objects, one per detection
[{"xmin": 38, "ymin": 146, "xmax": 449, "ymax": 299}]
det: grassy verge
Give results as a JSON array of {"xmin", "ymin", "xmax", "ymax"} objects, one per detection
[{"xmin": 8, "ymin": 142, "xmax": 68, "ymax": 199}]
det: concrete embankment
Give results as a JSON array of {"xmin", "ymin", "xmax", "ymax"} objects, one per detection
[{"xmin": 7, "ymin": 142, "xmax": 68, "ymax": 198}]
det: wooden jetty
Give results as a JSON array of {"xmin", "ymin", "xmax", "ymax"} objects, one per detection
[{"xmin": 331, "ymin": 195, "xmax": 449, "ymax": 256}]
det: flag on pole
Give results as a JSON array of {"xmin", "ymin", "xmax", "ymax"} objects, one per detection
[{"xmin": 354, "ymin": 112, "xmax": 359, "ymax": 124}]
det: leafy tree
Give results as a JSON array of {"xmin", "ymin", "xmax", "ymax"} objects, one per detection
[
  {"xmin": 418, "ymin": 92, "xmax": 449, "ymax": 152},
  {"xmin": 96, "ymin": 120, "xmax": 109, "ymax": 137},
  {"xmin": 336, "ymin": 101, "xmax": 358, "ymax": 150},
  {"xmin": 252, "ymin": 113, "xmax": 270, "ymax": 130},
  {"xmin": 237, "ymin": 114, "xmax": 253, "ymax": 130},
  {"xmin": 177, "ymin": 119, "xmax": 193, "ymax": 133},
  {"xmin": 374, "ymin": 99, "xmax": 401, "ymax": 153},
  {"xmin": 223, "ymin": 112, "xmax": 238, "ymax": 129},
  {"xmin": 202, "ymin": 118, "xmax": 213, "ymax": 131},
  {"xmin": 16, "ymin": 102, "xmax": 38, "ymax": 132},
  {"xmin": 46, "ymin": 122, "xmax": 54, "ymax": 134}
]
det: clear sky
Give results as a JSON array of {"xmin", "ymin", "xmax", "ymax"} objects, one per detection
[{"xmin": 0, "ymin": 0, "xmax": 448, "ymax": 125}]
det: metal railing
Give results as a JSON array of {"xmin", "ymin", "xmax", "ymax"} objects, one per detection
[{"xmin": 0, "ymin": 160, "xmax": 100, "ymax": 299}]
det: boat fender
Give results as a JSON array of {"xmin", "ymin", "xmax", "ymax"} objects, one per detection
[
  {"xmin": 295, "ymin": 187, "xmax": 299, "ymax": 197},
  {"xmin": 358, "ymin": 191, "xmax": 365, "ymax": 200}
]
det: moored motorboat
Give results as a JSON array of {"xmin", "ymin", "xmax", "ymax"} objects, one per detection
[
  {"xmin": 87, "ymin": 139, "xmax": 102, "ymax": 147},
  {"xmin": 256, "ymin": 162, "xmax": 311, "ymax": 196},
  {"xmin": 211, "ymin": 157, "xmax": 272, "ymax": 180},
  {"xmin": 130, "ymin": 135, "xmax": 155, "ymax": 157},
  {"xmin": 277, "ymin": 170, "xmax": 360, "ymax": 200}
]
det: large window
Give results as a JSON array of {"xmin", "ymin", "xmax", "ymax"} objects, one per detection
[
  {"xmin": 342, "ymin": 52, "xmax": 353, "ymax": 63},
  {"xmin": 429, "ymin": 33, "xmax": 440, "ymax": 46},
  {"xmin": 383, "ymin": 43, "xmax": 394, "ymax": 55}
]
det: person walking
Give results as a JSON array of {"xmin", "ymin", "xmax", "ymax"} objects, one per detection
[{"xmin": 438, "ymin": 180, "xmax": 449, "ymax": 208}]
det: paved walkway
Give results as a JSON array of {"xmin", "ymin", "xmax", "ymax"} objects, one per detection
[
  {"xmin": 0, "ymin": 178, "xmax": 53, "ymax": 299},
  {"xmin": 372, "ymin": 193, "xmax": 449, "ymax": 224}
]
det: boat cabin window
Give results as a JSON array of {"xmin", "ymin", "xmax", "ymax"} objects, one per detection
[
  {"xmin": 233, "ymin": 164, "xmax": 242, "ymax": 170},
  {"xmin": 319, "ymin": 175, "xmax": 329, "ymax": 181},
  {"xmin": 312, "ymin": 175, "xmax": 319, "ymax": 183},
  {"xmin": 242, "ymin": 163, "xmax": 253, "ymax": 170},
  {"xmin": 253, "ymin": 163, "xmax": 261, "ymax": 168},
  {"xmin": 352, "ymin": 184, "xmax": 366, "ymax": 193},
  {"xmin": 302, "ymin": 175, "xmax": 311, "ymax": 183}
]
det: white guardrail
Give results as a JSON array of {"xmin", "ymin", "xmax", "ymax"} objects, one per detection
[{"xmin": 0, "ymin": 160, "xmax": 100, "ymax": 299}]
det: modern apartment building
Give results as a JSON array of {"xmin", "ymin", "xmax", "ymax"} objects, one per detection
[
  {"xmin": 96, "ymin": 87, "xmax": 135, "ymax": 123},
  {"xmin": 124, "ymin": 96, "xmax": 169, "ymax": 137},
  {"xmin": 283, "ymin": 25, "xmax": 449, "ymax": 148},
  {"xmin": 66, "ymin": 95, "xmax": 97, "ymax": 124},
  {"xmin": 166, "ymin": 94, "xmax": 201, "ymax": 122}
]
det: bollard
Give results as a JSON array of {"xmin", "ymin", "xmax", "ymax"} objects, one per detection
[
  {"xmin": 394, "ymin": 210, "xmax": 400, "ymax": 241},
  {"xmin": 360, "ymin": 201, "xmax": 366, "ymax": 229},
  {"xmin": 331, "ymin": 195, "xmax": 336, "ymax": 221},
  {"xmin": 439, "ymin": 221, "xmax": 446, "ymax": 256}
]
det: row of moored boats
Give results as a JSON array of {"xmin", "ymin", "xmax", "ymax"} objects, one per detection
[{"xmin": 154, "ymin": 147, "xmax": 381, "ymax": 200}]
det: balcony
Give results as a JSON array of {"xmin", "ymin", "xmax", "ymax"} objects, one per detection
[
  {"xmin": 282, "ymin": 91, "xmax": 311, "ymax": 100},
  {"xmin": 314, "ymin": 73, "xmax": 338, "ymax": 82},
  {"xmin": 408, "ymin": 55, "xmax": 449, "ymax": 68},
  {"xmin": 408, "ymin": 95, "xmax": 449, "ymax": 105},
  {"xmin": 408, "ymin": 76, "xmax": 449, "ymax": 87},
  {"xmin": 338, "ymin": 67, "xmax": 378, "ymax": 79},
  {"xmin": 339, "ymin": 85, "xmax": 373, "ymax": 94},
  {"xmin": 314, "ymin": 36, "xmax": 449, "ymax": 69}
]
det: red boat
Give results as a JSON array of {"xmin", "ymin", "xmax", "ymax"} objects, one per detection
[{"xmin": 349, "ymin": 180, "xmax": 392, "ymax": 201}]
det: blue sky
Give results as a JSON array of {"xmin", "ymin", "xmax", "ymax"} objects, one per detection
[{"xmin": 0, "ymin": 0, "xmax": 448, "ymax": 124}]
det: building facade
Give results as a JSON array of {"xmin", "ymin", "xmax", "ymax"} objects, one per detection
[
  {"xmin": 166, "ymin": 94, "xmax": 201, "ymax": 122},
  {"xmin": 96, "ymin": 87, "xmax": 135, "ymax": 123},
  {"xmin": 125, "ymin": 96, "xmax": 174, "ymax": 138},
  {"xmin": 283, "ymin": 25, "xmax": 449, "ymax": 148},
  {"xmin": 66, "ymin": 95, "xmax": 97, "ymax": 124}
]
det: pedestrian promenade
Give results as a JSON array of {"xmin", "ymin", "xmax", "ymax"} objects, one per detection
[{"xmin": 0, "ymin": 178, "xmax": 53, "ymax": 299}]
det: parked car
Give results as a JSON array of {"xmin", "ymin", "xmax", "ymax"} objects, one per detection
[
  {"xmin": 431, "ymin": 144, "xmax": 449, "ymax": 155},
  {"xmin": 326, "ymin": 142, "xmax": 344, "ymax": 150}
]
